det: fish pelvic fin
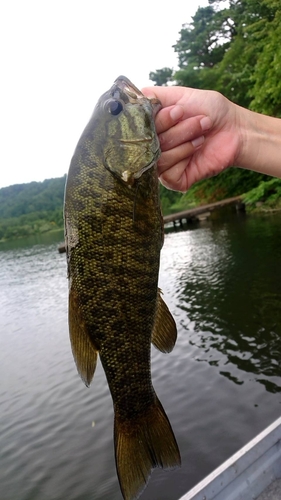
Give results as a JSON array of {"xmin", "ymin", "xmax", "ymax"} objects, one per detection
[
  {"xmin": 69, "ymin": 288, "xmax": 98, "ymax": 387},
  {"xmin": 114, "ymin": 396, "xmax": 181, "ymax": 500},
  {"xmin": 151, "ymin": 289, "xmax": 177, "ymax": 353}
]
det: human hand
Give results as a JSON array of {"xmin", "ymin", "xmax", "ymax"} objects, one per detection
[{"xmin": 142, "ymin": 86, "xmax": 241, "ymax": 191}]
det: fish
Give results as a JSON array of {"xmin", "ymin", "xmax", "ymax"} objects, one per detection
[{"xmin": 64, "ymin": 76, "xmax": 181, "ymax": 500}]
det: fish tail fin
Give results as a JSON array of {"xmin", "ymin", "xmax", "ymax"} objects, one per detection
[{"xmin": 114, "ymin": 396, "xmax": 181, "ymax": 500}]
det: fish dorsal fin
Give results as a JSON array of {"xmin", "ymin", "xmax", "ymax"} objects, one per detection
[
  {"xmin": 152, "ymin": 289, "xmax": 177, "ymax": 353},
  {"xmin": 69, "ymin": 288, "xmax": 98, "ymax": 387}
]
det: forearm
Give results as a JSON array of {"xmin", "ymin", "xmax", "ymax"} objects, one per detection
[{"xmin": 235, "ymin": 106, "xmax": 281, "ymax": 178}]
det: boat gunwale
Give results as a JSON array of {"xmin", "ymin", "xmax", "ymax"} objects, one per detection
[{"xmin": 178, "ymin": 416, "xmax": 281, "ymax": 500}]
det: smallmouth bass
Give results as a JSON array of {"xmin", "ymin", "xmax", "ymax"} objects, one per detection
[{"xmin": 64, "ymin": 76, "xmax": 181, "ymax": 500}]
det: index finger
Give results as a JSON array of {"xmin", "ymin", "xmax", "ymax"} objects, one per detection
[{"xmin": 142, "ymin": 85, "xmax": 191, "ymax": 108}]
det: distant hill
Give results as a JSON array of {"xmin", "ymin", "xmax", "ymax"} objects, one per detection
[
  {"xmin": 0, "ymin": 168, "xmax": 277, "ymax": 242},
  {"xmin": 0, "ymin": 176, "xmax": 66, "ymax": 241},
  {"xmin": 0, "ymin": 176, "xmax": 66, "ymax": 218}
]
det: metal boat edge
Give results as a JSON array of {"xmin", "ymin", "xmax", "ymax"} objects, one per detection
[{"xmin": 179, "ymin": 416, "xmax": 281, "ymax": 500}]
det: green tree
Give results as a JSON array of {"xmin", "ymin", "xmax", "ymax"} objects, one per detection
[
  {"xmin": 214, "ymin": 0, "xmax": 279, "ymax": 106},
  {"xmin": 248, "ymin": 0, "xmax": 281, "ymax": 116},
  {"xmin": 149, "ymin": 68, "xmax": 174, "ymax": 86},
  {"xmin": 149, "ymin": 0, "xmax": 281, "ymax": 209},
  {"xmin": 173, "ymin": 5, "xmax": 231, "ymax": 70},
  {"xmin": 0, "ymin": 176, "xmax": 66, "ymax": 240},
  {"xmin": 171, "ymin": 0, "xmax": 281, "ymax": 109},
  {"xmin": 172, "ymin": 3, "xmax": 235, "ymax": 90}
]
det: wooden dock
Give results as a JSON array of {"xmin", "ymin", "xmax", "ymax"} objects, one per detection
[
  {"xmin": 163, "ymin": 195, "xmax": 244, "ymax": 226},
  {"xmin": 58, "ymin": 196, "xmax": 244, "ymax": 253}
]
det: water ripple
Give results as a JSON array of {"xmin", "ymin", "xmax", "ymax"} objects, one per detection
[{"xmin": 1, "ymin": 219, "xmax": 281, "ymax": 500}]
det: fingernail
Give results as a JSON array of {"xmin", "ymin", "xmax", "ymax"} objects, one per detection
[
  {"xmin": 192, "ymin": 136, "xmax": 205, "ymax": 148},
  {"xmin": 170, "ymin": 105, "xmax": 184, "ymax": 121},
  {"xmin": 200, "ymin": 116, "xmax": 212, "ymax": 131}
]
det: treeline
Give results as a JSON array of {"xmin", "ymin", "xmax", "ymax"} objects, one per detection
[
  {"xmin": 1, "ymin": 170, "xmax": 280, "ymax": 242},
  {"xmin": 2, "ymin": 0, "xmax": 281, "ymax": 241},
  {"xmin": 0, "ymin": 177, "xmax": 66, "ymax": 240},
  {"xmin": 150, "ymin": 0, "xmax": 281, "ymax": 113},
  {"xmin": 150, "ymin": 0, "xmax": 281, "ymax": 213}
]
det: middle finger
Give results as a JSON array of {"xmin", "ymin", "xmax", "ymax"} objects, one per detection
[
  {"xmin": 158, "ymin": 139, "xmax": 203, "ymax": 176},
  {"xmin": 159, "ymin": 116, "xmax": 205, "ymax": 152}
]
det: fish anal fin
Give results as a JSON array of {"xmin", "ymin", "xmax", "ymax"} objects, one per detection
[
  {"xmin": 152, "ymin": 289, "xmax": 177, "ymax": 353},
  {"xmin": 114, "ymin": 396, "xmax": 181, "ymax": 500},
  {"xmin": 69, "ymin": 287, "xmax": 98, "ymax": 387}
]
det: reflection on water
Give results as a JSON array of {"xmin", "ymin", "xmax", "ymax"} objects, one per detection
[
  {"xmin": 0, "ymin": 216, "xmax": 281, "ymax": 500},
  {"xmin": 168, "ymin": 215, "xmax": 281, "ymax": 393}
]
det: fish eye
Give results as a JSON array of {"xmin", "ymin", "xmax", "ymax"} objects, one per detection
[{"xmin": 108, "ymin": 100, "xmax": 123, "ymax": 116}]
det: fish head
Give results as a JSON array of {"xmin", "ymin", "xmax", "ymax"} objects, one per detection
[{"xmin": 93, "ymin": 75, "xmax": 162, "ymax": 185}]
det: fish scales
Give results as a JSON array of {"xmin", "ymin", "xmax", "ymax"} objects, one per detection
[{"xmin": 64, "ymin": 76, "xmax": 180, "ymax": 500}]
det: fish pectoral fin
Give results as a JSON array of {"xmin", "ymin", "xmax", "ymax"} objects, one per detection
[
  {"xmin": 151, "ymin": 289, "xmax": 177, "ymax": 353},
  {"xmin": 69, "ymin": 288, "xmax": 98, "ymax": 387},
  {"xmin": 114, "ymin": 395, "xmax": 181, "ymax": 500}
]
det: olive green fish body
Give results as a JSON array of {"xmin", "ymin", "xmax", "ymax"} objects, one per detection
[{"xmin": 64, "ymin": 76, "xmax": 180, "ymax": 500}]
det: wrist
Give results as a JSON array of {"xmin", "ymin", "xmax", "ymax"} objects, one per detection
[{"xmin": 235, "ymin": 106, "xmax": 281, "ymax": 178}]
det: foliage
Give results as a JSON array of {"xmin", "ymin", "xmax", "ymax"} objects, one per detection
[
  {"xmin": 0, "ymin": 177, "xmax": 66, "ymax": 241},
  {"xmin": 172, "ymin": 169, "xmax": 270, "ymax": 208},
  {"xmin": 160, "ymin": 184, "xmax": 194, "ymax": 215},
  {"xmin": 0, "ymin": 176, "xmax": 66, "ymax": 218},
  {"xmin": 160, "ymin": 168, "xmax": 271, "ymax": 214},
  {"xmin": 173, "ymin": 5, "xmax": 232, "ymax": 71},
  {"xmin": 248, "ymin": 2, "xmax": 281, "ymax": 116},
  {"xmin": 148, "ymin": 0, "xmax": 281, "ymax": 211},
  {"xmin": 1, "ymin": 170, "xmax": 280, "ymax": 242},
  {"xmin": 242, "ymin": 178, "xmax": 281, "ymax": 208},
  {"xmin": 151, "ymin": 0, "xmax": 281, "ymax": 115},
  {"xmin": 149, "ymin": 68, "xmax": 174, "ymax": 86}
]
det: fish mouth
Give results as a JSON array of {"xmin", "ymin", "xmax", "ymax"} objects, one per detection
[
  {"xmin": 113, "ymin": 75, "xmax": 161, "ymax": 115},
  {"xmin": 114, "ymin": 76, "xmax": 144, "ymax": 100}
]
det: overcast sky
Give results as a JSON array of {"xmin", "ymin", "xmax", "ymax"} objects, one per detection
[{"xmin": 0, "ymin": 0, "xmax": 208, "ymax": 189}]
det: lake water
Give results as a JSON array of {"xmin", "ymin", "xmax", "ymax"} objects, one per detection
[{"xmin": 0, "ymin": 213, "xmax": 281, "ymax": 500}]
